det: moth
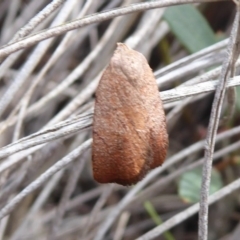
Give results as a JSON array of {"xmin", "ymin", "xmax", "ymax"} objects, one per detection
[{"xmin": 92, "ymin": 43, "xmax": 168, "ymax": 186}]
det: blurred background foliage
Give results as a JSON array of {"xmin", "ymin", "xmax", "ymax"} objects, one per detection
[{"xmin": 0, "ymin": 1, "xmax": 240, "ymax": 240}]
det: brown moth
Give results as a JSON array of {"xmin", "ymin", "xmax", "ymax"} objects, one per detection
[{"xmin": 92, "ymin": 43, "xmax": 168, "ymax": 186}]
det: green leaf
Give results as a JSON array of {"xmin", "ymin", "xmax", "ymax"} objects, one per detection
[
  {"xmin": 163, "ymin": 4, "xmax": 217, "ymax": 53},
  {"xmin": 178, "ymin": 167, "xmax": 223, "ymax": 203},
  {"xmin": 235, "ymin": 86, "xmax": 240, "ymax": 112},
  {"xmin": 144, "ymin": 201, "xmax": 175, "ymax": 240}
]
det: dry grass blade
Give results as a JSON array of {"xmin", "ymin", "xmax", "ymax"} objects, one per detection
[
  {"xmin": 0, "ymin": 0, "xmax": 221, "ymax": 58},
  {"xmin": 199, "ymin": 7, "xmax": 240, "ymax": 240},
  {"xmin": 136, "ymin": 177, "xmax": 240, "ymax": 240},
  {"xmin": 0, "ymin": 139, "xmax": 92, "ymax": 220},
  {"xmin": 0, "ymin": 1, "xmax": 239, "ymax": 240}
]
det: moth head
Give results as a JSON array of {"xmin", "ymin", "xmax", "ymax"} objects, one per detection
[{"xmin": 110, "ymin": 43, "xmax": 149, "ymax": 84}]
